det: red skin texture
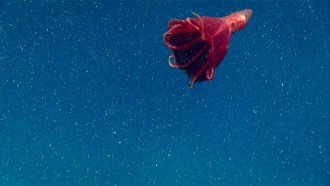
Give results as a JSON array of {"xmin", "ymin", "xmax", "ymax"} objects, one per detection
[{"xmin": 164, "ymin": 9, "xmax": 253, "ymax": 88}]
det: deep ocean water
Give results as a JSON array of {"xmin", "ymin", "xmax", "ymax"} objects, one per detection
[{"xmin": 0, "ymin": 1, "xmax": 329, "ymax": 185}]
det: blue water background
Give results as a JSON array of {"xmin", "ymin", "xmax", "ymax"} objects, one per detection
[{"xmin": 0, "ymin": 1, "xmax": 329, "ymax": 185}]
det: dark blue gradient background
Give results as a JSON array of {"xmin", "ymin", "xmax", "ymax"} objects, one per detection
[{"xmin": 0, "ymin": 1, "xmax": 329, "ymax": 185}]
